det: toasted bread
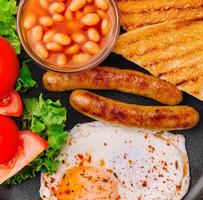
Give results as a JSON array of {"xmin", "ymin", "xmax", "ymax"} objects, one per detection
[
  {"xmin": 117, "ymin": 0, "xmax": 203, "ymax": 30},
  {"xmin": 114, "ymin": 18, "xmax": 203, "ymax": 101}
]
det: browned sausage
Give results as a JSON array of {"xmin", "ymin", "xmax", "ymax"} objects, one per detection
[
  {"xmin": 70, "ymin": 90, "xmax": 199, "ymax": 130},
  {"xmin": 43, "ymin": 66, "xmax": 183, "ymax": 105}
]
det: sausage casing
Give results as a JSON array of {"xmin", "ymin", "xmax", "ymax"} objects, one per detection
[
  {"xmin": 70, "ymin": 90, "xmax": 199, "ymax": 130},
  {"xmin": 43, "ymin": 66, "xmax": 183, "ymax": 105}
]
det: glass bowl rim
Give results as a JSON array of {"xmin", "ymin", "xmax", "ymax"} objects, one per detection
[{"xmin": 17, "ymin": 0, "xmax": 120, "ymax": 73}]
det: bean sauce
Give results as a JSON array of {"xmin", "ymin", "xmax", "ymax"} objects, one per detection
[{"xmin": 22, "ymin": 0, "xmax": 112, "ymax": 69}]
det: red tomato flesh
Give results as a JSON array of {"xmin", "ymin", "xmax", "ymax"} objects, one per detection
[
  {"xmin": 0, "ymin": 36, "xmax": 19, "ymax": 97},
  {"xmin": 0, "ymin": 131, "xmax": 48, "ymax": 184},
  {"xmin": 0, "ymin": 91, "xmax": 23, "ymax": 117},
  {"xmin": 0, "ymin": 116, "xmax": 20, "ymax": 164}
]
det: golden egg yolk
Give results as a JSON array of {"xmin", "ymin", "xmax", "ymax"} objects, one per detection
[{"xmin": 56, "ymin": 165, "xmax": 119, "ymax": 200}]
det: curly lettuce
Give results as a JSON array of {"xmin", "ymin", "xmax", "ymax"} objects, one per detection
[
  {"xmin": 16, "ymin": 54, "xmax": 37, "ymax": 92},
  {"xmin": 6, "ymin": 95, "xmax": 68, "ymax": 185},
  {"xmin": 0, "ymin": 0, "xmax": 20, "ymax": 53}
]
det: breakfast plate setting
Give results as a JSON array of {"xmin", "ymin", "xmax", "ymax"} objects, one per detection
[{"xmin": 0, "ymin": 0, "xmax": 202, "ymax": 200}]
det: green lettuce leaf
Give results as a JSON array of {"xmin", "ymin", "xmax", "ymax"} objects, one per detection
[
  {"xmin": 5, "ymin": 95, "xmax": 68, "ymax": 185},
  {"xmin": 0, "ymin": 0, "xmax": 20, "ymax": 53},
  {"xmin": 16, "ymin": 57, "xmax": 37, "ymax": 92}
]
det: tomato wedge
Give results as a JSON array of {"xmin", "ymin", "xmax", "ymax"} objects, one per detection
[
  {"xmin": 0, "ymin": 91, "xmax": 23, "ymax": 117},
  {"xmin": 0, "ymin": 131, "xmax": 48, "ymax": 184}
]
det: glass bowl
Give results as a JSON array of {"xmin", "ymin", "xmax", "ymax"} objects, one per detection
[{"xmin": 17, "ymin": 0, "xmax": 120, "ymax": 73}]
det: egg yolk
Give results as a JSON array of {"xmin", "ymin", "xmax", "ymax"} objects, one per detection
[{"xmin": 56, "ymin": 165, "xmax": 119, "ymax": 200}]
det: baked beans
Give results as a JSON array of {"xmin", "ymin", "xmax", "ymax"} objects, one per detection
[{"xmin": 22, "ymin": 0, "xmax": 112, "ymax": 69}]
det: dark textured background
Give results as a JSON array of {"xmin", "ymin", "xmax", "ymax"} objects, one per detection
[
  {"xmin": 0, "ymin": 53, "xmax": 202, "ymax": 200},
  {"xmin": 0, "ymin": 0, "xmax": 202, "ymax": 197}
]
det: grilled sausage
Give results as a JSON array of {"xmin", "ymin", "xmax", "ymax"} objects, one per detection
[
  {"xmin": 70, "ymin": 90, "xmax": 199, "ymax": 130},
  {"xmin": 43, "ymin": 66, "xmax": 183, "ymax": 105}
]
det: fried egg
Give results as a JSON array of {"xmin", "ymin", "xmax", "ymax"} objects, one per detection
[{"xmin": 40, "ymin": 121, "xmax": 190, "ymax": 200}]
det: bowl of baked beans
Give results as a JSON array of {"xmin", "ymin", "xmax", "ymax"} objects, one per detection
[{"xmin": 17, "ymin": 0, "xmax": 120, "ymax": 72}]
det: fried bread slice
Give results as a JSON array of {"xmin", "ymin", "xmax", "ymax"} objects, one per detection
[
  {"xmin": 114, "ymin": 18, "xmax": 203, "ymax": 101},
  {"xmin": 117, "ymin": 0, "xmax": 203, "ymax": 30}
]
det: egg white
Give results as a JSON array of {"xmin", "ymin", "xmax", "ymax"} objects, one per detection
[{"xmin": 40, "ymin": 121, "xmax": 189, "ymax": 200}]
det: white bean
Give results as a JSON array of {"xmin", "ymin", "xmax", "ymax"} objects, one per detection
[
  {"xmin": 30, "ymin": 26, "xmax": 43, "ymax": 41},
  {"xmin": 39, "ymin": 0, "xmax": 49, "ymax": 9},
  {"xmin": 53, "ymin": 14, "xmax": 64, "ymax": 22},
  {"xmin": 57, "ymin": 54, "xmax": 67, "ymax": 66},
  {"xmin": 95, "ymin": 0, "xmax": 109, "ymax": 10},
  {"xmin": 23, "ymin": 15, "xmax": 36, "ymax": 29},
  {"xmin": 72, "ymin": 32, "xmax": 86, "ymax": 44},
  {"xmin": 101, "ymin": 18, "xmax": 111, "ymax": 35},
  {"xmin": 69, "ymin": 0, "xmax": 86, "ymax": 12},
  {"xmin": 49, "ymin": 2, "xmax": 65, "ymax": 14},
  {"xmin": 54, "ymin": 33, "xmax": 71, "ymax": 46},
  {"xmin": 84, "ymin": 41, "xmax": 100, "ymax": 54},
  {"xmin": 43, "ymin": 30, "xmax": 56, "ymax": 43},
  {"xmin": 65, "ymin": 44, "xmax": 80, "ymax": 54},
  {"xmin": 81, "ymin": 13, "xmax": 100, "ymax": 26},
  {"xmin": 72, "ymin": 53, "xmax": 90, "ymax": 64},
  {"xmin": 87, "ymin": 28, "xmax": 100, "ymax": 42},
  {"xmin": 46, "ymin": 42, "xmax": 63, "ymax": 52},
  {"xmin": 39, "ymin": 16, "xmax": 53, "ymax": 27},
  {"xmin": 36, "ymin": 44, "xmax": 49, "ymax": 59}
]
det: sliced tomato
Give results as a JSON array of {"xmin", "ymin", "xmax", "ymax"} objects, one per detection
[
  {"xmin": 0, "ymin": 131, "xmax": 48, "ymax": 184},
  {"xmin": 0, "ymin": 91, "xmax": 23, "ymax": 117},
  {"xmin": 0, "ymin": 36, "xmax": 19, "ymax": 97},
  {"xmin": 0, "ymin": 116, "xmax": 20, "ymax": 164}
]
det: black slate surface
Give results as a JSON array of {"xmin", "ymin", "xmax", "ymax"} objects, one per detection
[
  {"xmin": 0, "ymin": 53, "xmax": 202, "ymax": 200},
  {"xmin": 0, "ymin": 0, "xmax": 203, "ymax": 197}
]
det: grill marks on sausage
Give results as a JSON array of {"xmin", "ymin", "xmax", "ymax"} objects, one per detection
[
  {"xmin": 91, "ymin": 68, "xmax": 150, "ymax": 90},
  {"xmin": 114, "ymin": 18, "xmax": 203, "ymax": 101},
  {"xmin": 117, "ymin": 0, "xmax": 203, "ymax": 30}
]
